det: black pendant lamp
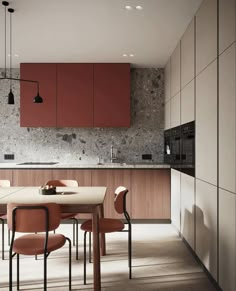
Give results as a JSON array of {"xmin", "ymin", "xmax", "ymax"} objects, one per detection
[
  {"xmin": 0, "ymin": 1, "xmax": 43, "ymax": 104},
  {"xmin": 8, "ymin": 7, "xmax": 14, "ymax": 104}
]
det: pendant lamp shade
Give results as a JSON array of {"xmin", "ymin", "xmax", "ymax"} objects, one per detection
[
  {"xmin": 8, "ymin": 89, "xmax": 14, "ymax": 104},
  {"xmin": 0, "ymin": 1, "xmax": 43, "ymax": 104},
  {"xmin": 34, "ymin": 93, "xmax": 43, "ymax": 103}
]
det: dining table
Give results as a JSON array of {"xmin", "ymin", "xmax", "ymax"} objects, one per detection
[{"xmin": 0, "ymin": 186, "xmax": 107, "ymax": 291}]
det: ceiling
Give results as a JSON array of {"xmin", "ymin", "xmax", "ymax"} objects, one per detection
[{"xmin": 0, "ymin": 0, "xmax": 202, "ymax": 68}]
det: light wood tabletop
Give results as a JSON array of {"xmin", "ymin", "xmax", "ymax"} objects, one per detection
[{"xmin": 0, "ymin": 186, "xmax": 107, "ymax": 291}]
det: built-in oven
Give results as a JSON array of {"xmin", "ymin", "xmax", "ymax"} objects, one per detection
[
  {"xmin": 164, "ymin": 128, "xmax": 172, "ymax": 164},
  {"xmin": 170, "ymin": 126, "xmax": 181, "ymax": 171},
  {"xmin": 181, "ymin": 121, "xmax": 195, "ymax": 176},
  {"xmin": 164, "ymin": 121, "xmax": 195, "ymax": 177}
]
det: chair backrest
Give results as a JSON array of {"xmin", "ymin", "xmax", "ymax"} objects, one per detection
[
  {"xmin": 46, "ymin": 180, "xmax": 78, "ymax": 187},
  {"xmin": 114, "ymin": 186, "xmax": 129, "ymax": 214},
  {"xmin": 0, "ymin": 180, "xmax": 10, "ymax": 187},
  {"xmin": 7, "ymin": 203, "xmax": 61, "ymax": 233}
]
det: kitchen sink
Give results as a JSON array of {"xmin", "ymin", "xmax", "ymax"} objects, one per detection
[{"xmin": 17, "ymin": 162, "xmax": 59, "ymax": 165}]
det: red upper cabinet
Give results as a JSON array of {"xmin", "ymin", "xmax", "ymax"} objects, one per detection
[
  {"xmin": 20, "ymin": 63, "xmax": 130, "ymax": 127},
  {"xmin": 57, "ymin": 64, "xmax": 94, "ymax": 127},
  {"xmin": 94, "ymin": 63, "xmax": 130, "ymax": 127},
  {"xmin": 20, "ymin": 63, "xmax": 57, "ymax": 127}
]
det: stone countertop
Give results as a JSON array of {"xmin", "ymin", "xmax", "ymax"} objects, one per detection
[{"xmin": 0, "ymin": 162, "xmax": 170, "ymax": 169}]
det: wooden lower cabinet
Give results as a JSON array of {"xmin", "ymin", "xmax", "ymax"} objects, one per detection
[
  {"xmin": 6, "ymin": 168, "xmax": 170, "ymax": 219},
  {"xmin": 0, "ymin": 169, "xmax": 13, "ymax": 185},
  {"xmin": 91, "ymin": 169, "xmax": 131, "ymax": 219},
  {"xmin": 12, "ymin": 169, "xmax": 53, "ymax": 186},
  {"xmin": 131, "ymin": 169, "xmax": 171, "ymax": 219},
  {"xmin": 51, "ymin": 169, "xmax": 92, "ymax": 186}
]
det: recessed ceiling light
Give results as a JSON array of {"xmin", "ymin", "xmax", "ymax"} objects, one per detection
[
  {"xmin": 122, "ymin": 54, "xmax": 128, "ymax": 57},
  {"xmin": 125, "ymin": 5, "xmax": 133, "ymax": 10},
  {"xmin": 135, "ymin": 5, "xmax": 143, "ymax": 10},
  {"xmin": 129, "ymin": 54, "xmax": 134, "ymax": 57},
  {"xmin": 7, "ymin": 53, "xmax": 19, "ymax": 57}
]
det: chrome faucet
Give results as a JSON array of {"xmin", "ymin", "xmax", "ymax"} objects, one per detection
[{"xmin": 110, "ymin": 145, "xmax": 117, "ymax": 163}]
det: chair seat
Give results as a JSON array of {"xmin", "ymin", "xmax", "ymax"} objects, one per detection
[
  {"xmin": 0, "ymin": 214, "xmax": 7, "ymax": 219},
  {"xmin": 61, "ymin": 213, "xmax": 77, "ymax": 220},
  {"xmin": 13, "ymin": 234, "xmax": 66, "ymax": 255},
  {"xmin": 81, "ymin": 218, "xmax": 125, "ymax": 233}
]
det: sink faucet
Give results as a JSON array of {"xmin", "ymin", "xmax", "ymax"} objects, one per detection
[{"xmin": 110, "ymin": 145, "xmax": 117, "ymax": 163}]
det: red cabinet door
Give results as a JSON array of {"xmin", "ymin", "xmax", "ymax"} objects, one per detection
[
  {"xmin": 57, "ymin": 63, "xmax": 94, "ymax": 127},
  {"xmin": 94, "ymin": 63, "xmax": 130, "ymax": 127},
  {"xmin": 20, "ymin": 63, "xmax": 57, "ymax": 127}
]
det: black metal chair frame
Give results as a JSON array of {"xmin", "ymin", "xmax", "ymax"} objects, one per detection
[
  {"xmin": 9, "ymin": 205, "xmax": 72, "ymax": 291},
  {"xmin": 83, "ymin": 189, "xmax": 132, "ymax": 284},
  {"xmin": 0, "ymin": 216, "xmax": 11, "ymax": 260},
  {"xmin": 0, "ymin": 216, "xmax": 5, "ymax": 260}
]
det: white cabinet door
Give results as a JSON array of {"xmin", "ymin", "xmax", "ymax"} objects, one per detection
[
  {"xmin": 165, "ymin": 59, "xmax": 171, "ymax": 102},
  {"xmin": 219, "ymin": 44, "xmax": 236, "ymax": 193},
  {"xmin": 165, "ymin": 100, "xmax": 171, "ymax": 130},
  {"xmin": 180, "ymin": 173, "xmax": 195, "ymax": 250},
  {"xmin": 181, "ymin": 80, "xmax": 195, "ymax": 124},
  {"xmin": 171, "ymin": 92, "xmax": 180, "ymax": 128},
  {"xmin": 171, "ymin": 169, "xmax": 181, "ymax": 231},
  {"xmin": 171, "ymin": 42, "xmax": 181, "ymax": 98},
  {"xmin": 196, "ymin": 59, "xmax": 217, "ymax": 186},
  {"xmin": 196, "ymin": 0, "xmax": 217, "ymax": 75},
  {"xmin": 181, "ymin": 18, "xmax": 195, "ymax": 89},
  {"xmin": 219, "ymin": 189, "xmax": 236, "ymax": 291},
  {"xmin": 219, "ymin": 0, "xmax": 236, "ymax": 55},
  {"xmin": 196, "ymin": 179, "xmax": 217, "ymax": 280}
]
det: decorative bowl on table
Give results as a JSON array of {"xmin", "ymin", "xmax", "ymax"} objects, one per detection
[{"xmin": 39, "ymin": 185, "xmax": 57, "ymax": 195}]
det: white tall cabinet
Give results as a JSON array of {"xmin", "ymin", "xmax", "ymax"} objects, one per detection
[
  {"xmin": 219, "ymin": 43, "xmax": 236, "ymax": 193},
  {"xmin": 181, "ymin": 18, "xmax": 195, "ymax": 89},
  {"xmin": 196, "ymin": 0, "xmax": 217, "ymax": 75},
  {"xmin": 165, "ymin": 0, "xmax": 236, "ymax": 289},
  {"xmin": 170, "ymin": 42, "xmax": 181, "ymax": 98},
  {"xmin": 219, "ymin": 0, "xmax": 236, "ymax": 54},
  {"xmin": 180, "ymin": 173, "xmax": 195, "ymax": 250},
  {"xmin": 196, "ymin": 60, "xmax": 217, "ymax": 186},
  {"xmin": 219, "ymin": 189, "xmax": 236, "ymax": 291},
  {"xmin": 171, "ymin": 169, "xmax": 181, "ymax": 231},
  {"xmin": 196, "ymin": 179, "xmax": 217, "ymax": 280}
]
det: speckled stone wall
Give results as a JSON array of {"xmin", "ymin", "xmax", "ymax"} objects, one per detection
[{"xmin": 0, "ymin": 68, "xmax": 164, "ymax": 164}]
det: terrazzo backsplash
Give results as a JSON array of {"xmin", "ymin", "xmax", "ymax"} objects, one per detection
[{"xmin": 0, "ymin": 68, "xmax": 164, "ymax": 164}]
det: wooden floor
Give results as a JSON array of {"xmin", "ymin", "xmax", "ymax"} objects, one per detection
[{"xmin": 0, "ymin": 224, "xmax": 217, "ymax": 290}]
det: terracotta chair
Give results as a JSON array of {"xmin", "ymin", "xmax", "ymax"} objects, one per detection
[
  {"xmin": 46, "ymin": 180, "xmax": 80, "ymax": 260},
  {"xmin": 80, "ymin": 186, "xmax": 132, "ymax": 284},
  {"xmin": 0, "ymin": 179, "xmax": 11, "ymax": 260},
  {"xmin": 7, "ymin": 202, "xmax": 72, "ymax": 291}
]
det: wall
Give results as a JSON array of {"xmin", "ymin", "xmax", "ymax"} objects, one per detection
[
  {"xmin": 165, "ymin": 1, "xmax": 236, "ymax": 290},
  {"xmin": 0, "ymin": 68, "xmax": 164, "ymax": 164}
]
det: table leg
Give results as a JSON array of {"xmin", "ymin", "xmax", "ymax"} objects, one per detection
[
  {"xmin": 99, "ymin": 204, "xmax": 106, "ymax": 256},
  {"xmin": 92, "ymin": 205, "xmax": 101, "ymax": 291}
]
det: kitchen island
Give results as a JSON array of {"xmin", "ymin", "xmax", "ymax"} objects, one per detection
[{"xmin": 0, "ymin": 163, "xmax": 170, "ymax": 220}]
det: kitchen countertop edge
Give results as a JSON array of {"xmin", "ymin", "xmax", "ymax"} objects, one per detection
[{"xmin": 0, "ymin": 163, "xmax": 170, "ymax": 169}]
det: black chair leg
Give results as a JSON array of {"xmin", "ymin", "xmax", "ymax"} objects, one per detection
[
  {"xmin": 17, "ymin": 254, "xmax": 20, "ymax": 290},
  {"xmin": 76, "ymin": 218, "xmax": 79, "ymax": 260},
  {"xmin": 0, "ymin": 219, "xmax": 4, "ymax": 260},
  {"xmin": 72, "ymin": 219, "xmax": 75, "ymax": 246},
  {"xmin": 128, "ymin": 226, "xmax": 132, "ymax": 279},
  {"xmin": 9, "ymin": 251, "xmax": 13, "ymax": 291},
  {"xmin": 43, "ymin": 253, "xmax": 47, "ymax": 291},
  {"xmin": 84, "ymin": 231, "xmax": 87, "ymax": 285},
  {"xmin": 66, "ymin": 237, "xmax": 72, "ymax": 290},
  {"xmin": 89, "ymin": 231, "xmax": 92, "ymax": 263}
]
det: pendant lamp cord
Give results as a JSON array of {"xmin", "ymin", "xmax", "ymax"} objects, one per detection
[
  {"xmin": 9, "ymin": 7, "xmax": 12, "ymax": 89},
  {"xmin": 4, "ymin": 2, "xmax": 7, "ymax": 78}
]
